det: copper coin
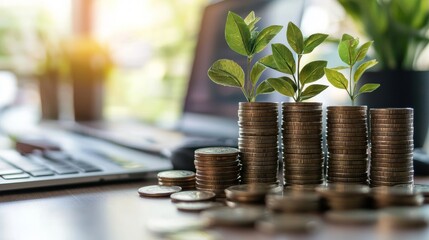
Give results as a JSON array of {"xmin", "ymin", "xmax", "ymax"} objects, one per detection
[
  {"xmin": 371, "ymin": 135, "xmax": 414, "ymax": 141},
  {"xmin": 194, "ymin": 160, "xmax": 240, "ymax": 167},
  {"xmin": 370, "ymin": 118, "xmax": 413, "ymax": 124},
  {"xmin": 285, "ymin": 179, "xmax": 323, "ymax": 185},
  {"xmin": 194, "ymin": 147, "xmax": 239, "ymax": 157},
  {"xmin": 370, "ymin": 108, "xmax": 413, "ymax": 115},
  {"xmin": 329, "ymin": 149, "xmax": 368, "ymax": 154},
  {"xmin": 327, "ymin": 118, "xmax": 367, "ymax": 124},
  {"xmin": 327, "ymin": 106, "xmax": 367, "ymax": 111}
]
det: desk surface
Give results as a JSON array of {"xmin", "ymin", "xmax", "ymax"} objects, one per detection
[{"xmin": 2, "ymin": 179, "xmax": 429, "ymax": 240}]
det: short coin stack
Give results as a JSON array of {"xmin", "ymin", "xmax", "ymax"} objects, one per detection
[
  {"xmin": 238, "ymin": 102, "xmax": 279, "ymax": 184},
  {"xmin": 158, "ymin": 170, "xmax": 196, "ymax": 190},
  {"xmin": 369, "ymin": 108, "xmax": 414, "ymax": 187},
  {"xmin": 225, "ymin": 184, "xmax": 280, "ymax": 206},
  {"xmin": 282, "ymin": 102, "xmax": 324, "ymax": 186},
  {"xmin": 194, "ymin": 147, "xmax": 240, "ymax": 198},
  {"xmin": 326, "ymin": 106, "xmax": 368, "ymax": 184}
]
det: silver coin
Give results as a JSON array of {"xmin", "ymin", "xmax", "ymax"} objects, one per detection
[
  {"xmin": 175, "ymin": 201, "xmax": 224, "ymax": 212},
  {"xmin": 195, "ymin": 147, "xmax": 239, "ymax": 156},
  {"xmin": 138, "ymin": 185, "xmax": 182, "ymax": 197},
  {"xmin": 201, "ymin": 206, "xmax": 267, "ymax": 226},
  {"xmin": 170, "ymin": 190, "xmax": 216, "ymax": 202},
  {"xmin": 158, "ymin": 170, "xmax": 195, "ymax": 180}
]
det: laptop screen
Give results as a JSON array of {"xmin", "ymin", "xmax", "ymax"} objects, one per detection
[{"xmin": 180, "ymin": 0, "xmax": 305, "ymax": 137}]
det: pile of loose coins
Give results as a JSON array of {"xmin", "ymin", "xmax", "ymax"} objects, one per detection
[
  {"xmin": 326, "ymin": 106, "xmax": 368, "ymax": 184},
  {"xmin": 316, "ymin": 184, "xmax": 370, "ymax": 210},
  {"xmin": 369, "ymin": 108, "xmax": 414, "ymax": 186},
  {"xmin": 194, "ymin": 147, "xmax": 241, "ymax": 198},
  {"xmin": 266, "ymin": 190, "xmax": 321, "ymax": 213},
  {"xmin": 158, "ymin": 170, "xmax": 196, "ymax": 190},
  {"xmin": 282, "ymin": 102, "xmax": 324, "ymax": 186},
  {"xmin": 238, "ymin": 102, "xmax": 279, "ymax": 184}
]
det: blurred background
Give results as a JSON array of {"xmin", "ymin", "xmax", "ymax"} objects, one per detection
[{"xmin": 0, "ymin": 0, "xmax": 428, "ymax": 142}]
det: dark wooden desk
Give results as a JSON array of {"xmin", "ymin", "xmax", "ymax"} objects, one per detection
[{"xmin": 1, "ymin": 179, "xmax": 429, "ymax": 240}]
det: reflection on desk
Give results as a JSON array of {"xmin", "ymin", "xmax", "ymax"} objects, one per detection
[{"xmin": 1, "ymin": 179, "xmax": 429, "ymax": 240}]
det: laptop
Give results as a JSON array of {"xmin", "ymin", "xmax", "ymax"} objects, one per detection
[{"xmin": 0, "ymin": 0, "xmax": 304, "ymax": 192}]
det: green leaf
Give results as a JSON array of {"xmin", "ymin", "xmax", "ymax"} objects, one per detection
[
  {"xmin": 300, "ymin": 60, "xmax": 327, "ymax": 85},
  {"xmin": 358, "ymin": 83, "xmax": 380, "ymax": 95},
  {"xmin": 324, "ymin": 68, "xmax": 348, "ymax": 90},
  {"xmin": 303, "ymin": 33, "xmax": 329, "ymax": 54},
  {"xmin": 207, "ymin": 59, "xmax": 244, "ymax": 88},
  {"xmin": 354, "ymin": 59, "xmax": 378, "ymax": 83},
  {"xmin": 278, "ymin": 76, "xmax": 297, "ymax": 92},
  {"xmin": 225, "ymin": 11, "xmax": 251, "ymax": 56},
  {"xmin": 250, "ymin": 62, "xmax": 266, "ymax": 85},
  {"xmin": 258, "ymin": 55, "xmax": 279, "ymax": 71},
  {"xmin": 286, "ymin": 22, "xmax": 304, "ymax": 54},
  {"xmin": 338, "ymin": 34, "xmax": 359, "ymax": 65},
  {"xmin": 341, "ymin": 34, "xmax": 354, "ymax": 42},
  {"xmin": 244, "ymin": 11, "xmax": 261, "ymax": 32},
  {"xmin": 253, "ymin": 25, "xmax": 283, "ymax": 54},
  {"xmin": 354, "ymin": 41, "xmax": 373, "ymax": 62},
  {"xmin": 271, "ymin": 43, "xmax": 295, "ymax": 74},
  {"xmin": 301, "ymin": 84, "xmax": 329, "ymax": 101},
  {"xmin": 256, "ymin": 80, "xmax": 274, "ymax": 95},
  {"xmin": 267, "ymin": 77, "xmax": 296, "ymax": 97}
]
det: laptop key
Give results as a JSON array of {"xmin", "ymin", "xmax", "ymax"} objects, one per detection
[
  {"xmin": 29, "ymin": 170, "xmax": 55, "ymax": 177},
  {"xmin": 52, "ymin": 167, "xmax": 79, "ymax": 175},
  {"xmin": 68, "ymin": 159, "xmax": 102, "ymax": 172},
  {"xmin": 0, "ymin": 150, "xmax": 48, "ymax": 172},
  {"xmin": 0, "ymin": 157, "xmax": 23, "ymax": 175},
  {"xmin": 2, "ymin": 173, "xmax": 30, "ymax": 180}
]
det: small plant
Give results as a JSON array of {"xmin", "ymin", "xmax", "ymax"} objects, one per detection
[
  {"xmin": 324, "ymin": 34, "xmax": 380, "ymax": 106},
  {"xmin": 261, "ymin": 22, "xmax": 329, "ymax": 102},
  {"xmin": 207, "ymin": 11, "xmax": 283, "ymax": 102}
]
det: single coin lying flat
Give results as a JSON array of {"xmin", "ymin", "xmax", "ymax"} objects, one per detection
[{"xmin": 138, "ymin": 185, "xmax": 182, "ymax": 197}]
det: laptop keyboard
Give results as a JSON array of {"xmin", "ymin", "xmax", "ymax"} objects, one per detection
[{"xmin": 0, "ymin": 150, "xmax": 102, "ymax": 180}]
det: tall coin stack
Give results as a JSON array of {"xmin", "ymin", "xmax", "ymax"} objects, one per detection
[
  {"xmin": 195, "ymin": 147, "xmax": 241, "ymax": 198},
  {"xmin": 326, "ymin": 106, "xmax": 368, "ymax": 184},
  {"xmin": 369, "ymin": 108, "xmax": 414, "ymax": 187},
  {"xmin": 238, "ymin": 102, "xmax": 279, "ymax": 184},
  {"xmin": 283, "ymin": 102, "xmax": 324, "ymax": 186}
]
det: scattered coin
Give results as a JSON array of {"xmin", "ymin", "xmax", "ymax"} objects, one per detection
[
  {"xmin": 138, "ymin": 185, "xmax": 182, "ymax": 197},
  {"xmin": 256, "ymin": 214, "xmax": 321, "ymax": 233},
  {"xmin": 170, "ymin": 190, "xmax": 216, "ymax": 202},
  {"xmin": 371, "ymin": 186, "xmax": 423, "ymax": 208},
  {"xmin": 146, "ymin": 217, "xmax": 208, "ymax": 235},
  {"xmin": 266, "ymin": 190, "xmax": 321, "ymax": 213},
  {"xmin": 378, "ymin": 207, "xmax": 428, "ymax": 229},
  {"xmin": 316, "ymin": 183, "xmax": 370, "ymax": 210},
  {"xmin": 174, "ymin": 201, "xmax": 224, "ymax": 212},
  {"xmin": 201, "ymin": 206, "xmax": 267, "ymax": 227},
  {"xmin": 325, "ymin": 210, "xmax": 379, "ymax": 225},
  {"xmin": 225, "ymin": 183, "xmax": 281, "ymax": 203}
]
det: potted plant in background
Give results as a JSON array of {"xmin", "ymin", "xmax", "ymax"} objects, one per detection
[
  {"xmin": 261, "ymin": 22, "xmax": 329, "ymax": 186},
  {"xmin": 338, "ymin": 0, "xmax": 429, "ymax": 148},
  {"xmin": 65, "ymin": 37, "xmax": 113, "ymax": 121},
  {"xmin": 208, "ymin": 11, "xmax": 282, "ymax": 184},
  {"xmin": 325, "ymin": 33, "xmax": 380, "ymax": 184},
  {"xmin": 36, "ymin": 34, "xmax": 67, "ymax": 120}
]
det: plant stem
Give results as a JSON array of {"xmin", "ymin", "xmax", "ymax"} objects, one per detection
[
  {"xmin": 349, "ymin": 64, "xmax": 354, "ymax": 106},
  {"xmin": 296, "ymin": 55, "xmax": 302, "ymax": 102},
  {"xmin": 246, "ymin": 56, "xmax": 253, "ymax": 101}
]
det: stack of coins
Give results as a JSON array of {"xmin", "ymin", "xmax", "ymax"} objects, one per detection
[
  {"xmin": 194, "ymin": 147, "xmax": 240, "ymax": 198},
  {"xmin": 225, "ymin": 184, "xmax": 281, "ymax": 206},
  {"xmin": 266, "ymin": 190, "xmax": 321, "ymax": 213},
  {"xmin": 369, "ymin": 108, "xmax": 414, "ymax": 187},
  {"xmin": 371, "ymin": 187, "xmax": 423, "ymax": 208},
  {"xmin": 316, "ymin": 184, "xmax": 370, "ymax": 210},
  {"xmin": 326, "ymin": 106, "xmax": 368, "ymax": 184},
  {"xmin": 158, "ymin": 170, "xmax": 196, "ymax": 190},
  {"xmin": 238, "ymin": 102, "xmax": 279, "ymax": 184},
  {"xmin": 282, "ymin": 102, "xmax": 324, "ymax": 186}
]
